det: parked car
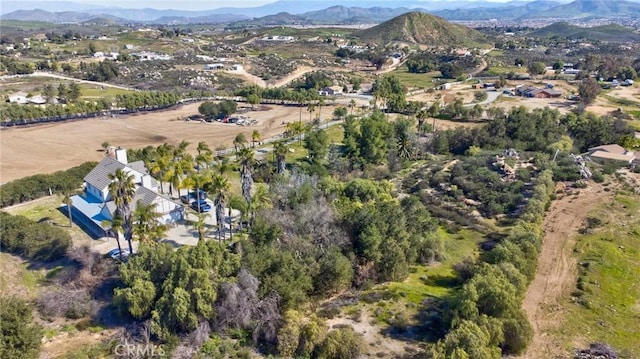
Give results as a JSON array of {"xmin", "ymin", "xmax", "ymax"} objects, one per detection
[
  {"xmin": 190, "ymin": 200, "xmax": 211, "ymax": 213},
  {"xmin": 106, "ymin": 248, "xmax": 130, "ymax": 261},
  {"xmin": 180, "ymin": 190, "xmax": 207, "ymax": 204}
]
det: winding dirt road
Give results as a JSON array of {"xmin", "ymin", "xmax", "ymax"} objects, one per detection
[{"xmin": 520, "ymin": 184, "xmax": 610, "ymax": 358}]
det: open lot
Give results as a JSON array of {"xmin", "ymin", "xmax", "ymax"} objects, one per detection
[{"xmin": 0, "ymin": 102, "xmax": 337, "ymax": 183}]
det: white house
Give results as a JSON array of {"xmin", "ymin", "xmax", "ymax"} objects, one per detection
[{"xmin": 70, "ymin": 148, "xmax": 184, "ymax": 238}]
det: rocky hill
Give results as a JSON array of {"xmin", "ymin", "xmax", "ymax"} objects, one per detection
[{"xmin": 356, "ymin": 11, "xmax": 488, "ymax": 47}]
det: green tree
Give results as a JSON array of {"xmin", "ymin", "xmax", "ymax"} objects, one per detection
[
  {"xmin": 359, "ymin": 112, "xmax": 389, "ymax": 165},
  {"xmin": 316, "ymin": 327, "xmax": 363, "ymax": 359},
  {"xmin": 208, "ymin": 174, "xmax": 231, "ymax": 242},
  {"xmin": 62, "ymin": 192, "xmax": 73, "ymax": 227},
  {"xmin": 578, "ymin": 77, "xmax": 601, "ymax": 105},
  {"xmin": 0, "ymin": 297, "xmax": 42, "ymax": 359},
  {"xmin": 527, "ymin": 61, "xmax": 546, "ymax": 76},
  {"xmin": 67, "ymin": 82, "xmax": 81, "ymax": 103},
  {"xmin": 57, "ymin": 83, "xmax": 68, "ymax": 103},
  {"xmin": 132, "ymin": 201, "xmax": 167, "ymax": 245},
  {"xmin": 246, "ymin": 93, "xmax": 260, "ymax": 110},
  {"xmin": 108, "ymin": 168, "xmax": 136, "ymax": 254},
  {"xmin": 251, "ymin": 129, "xmax": 261, "ymax": 148},
  {"xmin": 102, "ymin": 214, "xmax": 126, "ymax": 261},
  {"xmin": 304, "ymin": 129, "xmax": 330, "ymax": 165},
  {"xmin": 42, "ymin": 84, "xmax": 56, "ymax": 104},
  {"xmin": 233, "ymin": 132, "xmax": 247, "ymax": 157}
]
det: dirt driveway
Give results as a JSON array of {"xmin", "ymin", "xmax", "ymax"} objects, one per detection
[
  {"xmin": 0, "ymin": 102, "xmax": 333, "ymax": 183},
  {"xmin": 520, "ymin": 184, "xmax": 611, "ymax": 359}
]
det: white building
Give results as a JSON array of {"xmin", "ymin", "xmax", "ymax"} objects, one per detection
[{"xmin": 70, "ymin": 148, "xmax": 184, "ymax": 238}]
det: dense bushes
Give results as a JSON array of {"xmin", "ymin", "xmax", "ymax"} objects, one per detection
[
  {"xmin": 425, "ymin": 170, "xmax": 554, "ymax": 357},
  {"xmin": 0, "ymin": 212, "xmax": 71, "ymax": 262},
  {"xmin": 0, "ymin": 161, "xmax": 95, "ymax": 207},
  {"xmin": 0, "ymin": 297, "xmax": 43, "ymax": 359}
]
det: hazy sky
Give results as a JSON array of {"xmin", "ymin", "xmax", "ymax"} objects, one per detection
[{"xmin": 28, "ymin": 0, "xmax": 520, "ymax": 11}]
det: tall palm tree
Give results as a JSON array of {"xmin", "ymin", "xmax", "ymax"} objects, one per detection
[
  {"xmin": 192, "ymin": 212, "xmax": 209, "ymax": 243},
  {"xmin": 108, "ymin": 168, "xmax": 136, "ymax": 254},
  {"xmin": 102, "ymin": 214, "xmax": 125, "ymax": 261},
  {"xmin": 208, "ymin": 174, "xmax": 230, "ymax": 242},
  {"xmin": 251, "ymin": 130, "xmax": 261, "ymax": 148},
  {"xmin": 229, "ymin": 194, "xmax": 248, "ymax": 234},
  {"xmin": 62, "ymin": 192, "xmax": 73, "ymax": 228},
  {"xmin": 348, "ymin": 99, "xmax": 357, "ymax": 116},
  {"xmin": 196, "ymin": 141, "xmax": 213, "ymax": 171},
  {"xmin": 316, "ymin": 98, "xmax": 325, "ymax": 127},
  {"xmin": 307, "ymin": 103, "xmax": 316, "ymax": 123},
  {"xmin": 132, "ymin": 201, "xmax": 167, "ymax": 246},
  {"xmin": 237, "ymin": 147, "xmax": 255, "ymax": 205},
  {"xmin": 273, "ymin": 140, "xmax": 288, "ymax": 175},
  {"xmin": 188, "ymin": 171, "xmax": 211, "ymax": 212},
  {"xmin": 250, "ymin": 184, "xmax": 272, "ymax": 225},
  {"xmin": 169, "ymin": 157, "xmax": 194, "ymax": 198},
  {"xmin": 233, "ymin": 133, "xmax": 247, "ymax": 158}
]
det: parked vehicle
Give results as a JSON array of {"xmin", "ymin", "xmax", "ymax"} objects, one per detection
[
  {"xmin": 180, "ymin": 190, "xmax": 207, "ymax": 204},
  {"xmin": 106, "ymin": 248, "xmax": 130, "ymax": 261},
  {"xmin": 191, "ymin": 200, "xmax": 211, "ymax": 213}
]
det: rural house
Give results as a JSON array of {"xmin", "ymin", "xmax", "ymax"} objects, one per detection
[
  {"xmin": 70, "ymin": 148, "xmax": 184, "ymax": 238},
  {"xmin": 588, "ymin": 144, "xmax": 638, "ymax": 166}
]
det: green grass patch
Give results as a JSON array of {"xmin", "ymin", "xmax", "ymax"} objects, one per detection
[
  {"xmin": 390, "ymin": 69, "xmax": 445, "ymax": 89},
  {"xmin": 604, "ymin": 95, "xmax": 640, "ymax": 108},
  {"xmin": 559, "ymin": 192, "xmax": 640, "ymax": 356},
  {"xmin": 79, "ymin": 84, "xmax": 132, "ymax": 98},
  {"xmin": 384, "ymin": 227, "xmax": 483, "ymax": 304}
]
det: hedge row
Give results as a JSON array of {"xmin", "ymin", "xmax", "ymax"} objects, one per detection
[{"xmin": 0, "ymin": 162, "xmax": 96, "ymax": 208}]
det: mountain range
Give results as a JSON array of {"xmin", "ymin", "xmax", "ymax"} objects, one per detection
[{"xmin": 2, "ymin": 0, "xmax": 640, "ymax": 24}]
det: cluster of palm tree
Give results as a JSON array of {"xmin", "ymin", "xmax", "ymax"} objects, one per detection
[{"xmin": 105, "ymin": 137, "xmax": 280, "ymax": 250}]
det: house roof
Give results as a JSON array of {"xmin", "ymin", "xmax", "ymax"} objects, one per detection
[
  {"xmin": 84, "ymin": 156, "xmax": 126, "ymax": 191},
  {"xmin": 589, "ymin": 150, "xmax": 635, "ymax": 163},
  {"xmin": 133, "ymin": 186, "xmax": 158, "ymax": 207},
  {"xmin": 9, "ymin": 91, "xmax": 28, "ymax": 98},
  {"xmin": 588, "ymin": 144, "xmax": 626, "ymax": 154},
  {"xmin": 541, "ymin": 89, "xmax": 562, "ymax": 96}
]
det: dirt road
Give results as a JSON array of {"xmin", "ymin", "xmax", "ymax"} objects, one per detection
[{"xmin": 520, "ymin": 184, "xmax": 610, "ymax": 359}]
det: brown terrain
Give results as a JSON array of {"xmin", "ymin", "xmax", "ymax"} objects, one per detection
[
  {"xmin": 0, "ymin": 102, "xmax": 336, "ymax": 183},
  {"xmin": 520, "ymin": 184, "xmax": 611, "ymax": 359}
]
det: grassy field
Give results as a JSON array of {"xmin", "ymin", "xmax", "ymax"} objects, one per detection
[
  {"xmin": 391, "ymin": 69, "xmax": 446, "ymax": 89},
  {"xmin": 79, "ymin": 84, "xmax": 132, "ymax": 98},
  {"xmin": 556, "ymin": 189, "xmax": 640, "ymax": 357}
]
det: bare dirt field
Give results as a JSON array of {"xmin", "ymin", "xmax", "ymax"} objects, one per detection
[
  {"xmin": 0, "ymin": 102, "xmax": 333, "ymax": 183},
  {"xmin": 520, "ymin": 183, "xmax": 612, "ymax": 359}
]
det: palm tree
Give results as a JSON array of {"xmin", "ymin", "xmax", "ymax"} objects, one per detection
[
  {"xmin": 208, "ymin": 174, "xmax": 231, "ymax": 242},
  {"xmin": 233, "ymin": 133, "xmax": 247, "ymax": 158},
  {"xmin": 196, "ymin": 141, "xmax": 213, "ymax": 171},
  {"xmin": 251, "ymin": 129, "xmax": 261, "ymax": 148},
  {"xmin": 192, "ymin": 212, "xmax": 209, "ymax": 243},
  {"xmin": 348, "ymin": 99, "xmax": 357, "ymax": 116},
  {"xmin": 307, "ymin": 103, "xmax": 316, "ymax": 123},
  {"xmin": 250, "ymin": 184, "xmax": 272, "ymax": 224},
  {"xmin": 108, "ymin": 169, "xmax": 136, "ymax": 254},
  {"xmin": 273, "ymin": 140, "xmax": 288, "ymax": 175},
  {"xmin": 102, "ymin": 214, "xmax": 125, "ymax": 261},
  {"xmin": 188, "ymin": 171, "xmax": 211, "ymax": 213},
  {"xmin": 238, "ymin": 147, "xmax": 255, "ymax": 205},
  {"xmin": 316, "ymin": 98, "xmax": 325, "ymax": 126},
  {"xmin": 62, "ymin": 192, "xmax": 73, "ymax": 228},
  {"xmin": 228, "ymin": 195, "xmax": 249, "ymax": 241},
  {"xmin": 168, "ymin": 157, "xmax": 194, "ymax": 198},
  {"xmin": 132, "ymin": 201, "xmax": 167, "ymax": 246}
]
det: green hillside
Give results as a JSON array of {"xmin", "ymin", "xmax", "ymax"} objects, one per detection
[
  {"xmin": 530, "ymin": 22, "xmax": 640, "ymax": 42},
  {"xmin": 356, "ymin": 11, "xmax": 488, "ymax": 47}
]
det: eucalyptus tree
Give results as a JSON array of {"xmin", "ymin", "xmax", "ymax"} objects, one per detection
[{"xmin": 108, "ymin": 168, "xmax": 136, "ymax": 253}]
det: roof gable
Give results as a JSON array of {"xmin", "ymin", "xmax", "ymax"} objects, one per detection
[{"xmin": 84, "ymin": 156, "xmax": 126, "ymax": 191}]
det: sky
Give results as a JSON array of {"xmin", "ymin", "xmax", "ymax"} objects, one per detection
[{"xmin": 21, "ymin": 0, "xmax": 520, "ymax": 11}]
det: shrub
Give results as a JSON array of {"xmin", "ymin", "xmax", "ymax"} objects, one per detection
[{"xmin": 0, "ymin": 212, "xmax": 71, "ymax": 262}]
